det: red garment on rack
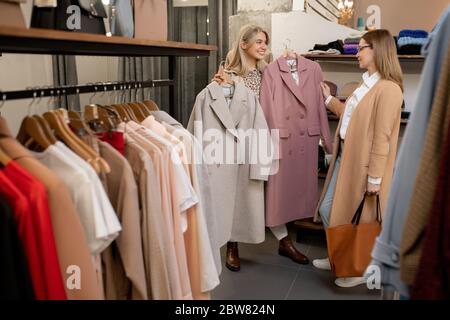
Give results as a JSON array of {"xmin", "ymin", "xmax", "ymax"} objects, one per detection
[
  {"xmin": 96, "ymin": 131, "xmax": 125, "ymax": 155},
  {"xmin": 411, "ymin": 125, "xmax": 450, "ymax": 300},
  {"xmin": 0, "ymin": 171, "xmax": 40, "ymax": 299},
  {"xmin": 1, "ymin": 161, "xmax": 67, "ymax": 300}
]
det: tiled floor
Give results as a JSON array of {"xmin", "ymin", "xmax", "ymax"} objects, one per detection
[{"xmin": 212, "ymin": 228, "xmax": 381, "ymax": 300}]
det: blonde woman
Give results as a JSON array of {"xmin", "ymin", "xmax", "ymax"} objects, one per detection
[
  {"xmin": 313, "ymin": 29, "xmax": 404, "ymax": 288},
  {"xmin": 214, "ymin": 24, "xmax": 309, "ymax": 272}
]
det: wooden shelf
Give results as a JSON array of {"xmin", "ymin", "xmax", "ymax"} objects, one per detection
[
  {"xmin": 303, "ymin": 53, "xmax": 425, "ymax": 63},
  {"xmin": 0, "ymin": 26, "xmax": 217, "ymax": 57}
]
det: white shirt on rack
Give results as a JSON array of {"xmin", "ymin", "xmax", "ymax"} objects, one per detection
[
  {"xmin": 33, "ymin": 142, "xmax": 121, "ymax": 254},
  {"xmin": 55, "ymin": 142, "xmax": 122, "ymax": 252},
  {"xmin": 326, "ymin": 71, "xmax": 382, "ymax": 185}
]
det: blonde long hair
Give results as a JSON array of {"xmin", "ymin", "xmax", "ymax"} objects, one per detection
[
  {"xmin": 225, "ymin": 24, "xmax": 269, "ymax": 77},
  {"xmin": 362, "ymin": 29, "xmax": 404, "ymax": 91}
]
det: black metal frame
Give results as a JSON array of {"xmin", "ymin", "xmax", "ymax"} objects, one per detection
[{"xmin": 0, "ymin": 79, "xmax": 174, "ymax": 102}]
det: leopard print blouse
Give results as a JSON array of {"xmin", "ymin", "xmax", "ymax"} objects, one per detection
[{"xmin": 242, "ymin": 69, "xmax": 262, "ymax": 98}]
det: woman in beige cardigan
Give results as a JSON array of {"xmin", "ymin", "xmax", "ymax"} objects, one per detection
[{"xmin": 313, "ymin": 30, "xmax": 404, "ymax": 288}]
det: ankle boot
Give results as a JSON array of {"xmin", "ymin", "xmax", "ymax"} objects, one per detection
[
  {"xmin": 278, "ymin": 236, "xmax": 309, "ymax": 265},
  {"xmin": 226, "ymin": 242, "xmax": 240, "ymax": 272}
]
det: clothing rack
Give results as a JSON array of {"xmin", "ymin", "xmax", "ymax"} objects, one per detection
[
  {"xmin": 0, "ymin": 80, "xmax": 174, "ymax": 102},
  {"xmin": 0, "ymin": 26, "xmax": 217, "ymax": 115}
]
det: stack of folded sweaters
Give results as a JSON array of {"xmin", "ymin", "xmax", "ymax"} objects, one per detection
[
  {"xmin": 343, "ymin": 36, "xmax": 361, "ymax": 54},
  {"xmin": 397, "ymin": 29, "xmax": 428, "ymax": 55}
]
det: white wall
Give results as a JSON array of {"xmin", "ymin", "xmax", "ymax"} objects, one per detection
[
  {"xmin": 0, "ymin": 54, "xmax": 54, "ymax": 136},
  {"xmin": 76, "ymin": 56, "xmax": 119, "ymax": 108},
  {"xmin": 271, "ymin": 11, "xmax": 357, "ymax": 56}
]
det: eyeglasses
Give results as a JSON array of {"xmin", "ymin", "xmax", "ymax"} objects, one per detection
[{"xmin": 357, "ymin": 45, "xmax": 372, "ymax": 53}]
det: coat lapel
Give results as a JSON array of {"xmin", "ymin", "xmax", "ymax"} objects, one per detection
[
  {"xmin": 277, "ymin": 56, "xmax": 309, "ymax": 108},
  {"xmin": 207, "ymin": 82, "xmax": 239, "ymax": 138},
  {"xmin": 229, "ymin": 82, "xmax": 248, "ymax": 128}
]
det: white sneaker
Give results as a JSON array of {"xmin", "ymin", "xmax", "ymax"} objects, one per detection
[
  {"xmin": 312, "ymin": 258, "xmax": 331, "ymax": 271},
  {"xmin": 334, "ymin": 277, "xmax": 367, "ymax": 288}
]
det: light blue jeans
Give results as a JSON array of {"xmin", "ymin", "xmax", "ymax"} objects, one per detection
[{"xmin": 319, "ymin": 155, "xmax": 341, "ymax": 229}]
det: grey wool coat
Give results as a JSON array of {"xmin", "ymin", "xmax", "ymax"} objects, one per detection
[{"xmin": 187, "ymin": 81, "xmax": 273, "ymax": 246}]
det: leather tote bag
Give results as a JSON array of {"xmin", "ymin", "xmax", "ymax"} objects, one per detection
[{"xmin": 326, "ymin": 195, "xmax": 382, "ymax": 278}]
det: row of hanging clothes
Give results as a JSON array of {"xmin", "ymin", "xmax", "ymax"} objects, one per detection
[
  {"xmin": 369, "ymin": 5, "xmax": 450, "ymax": 300},
  {"xmin": 0, "ymin": 98, "xmax": 221, "ymax": 300}
]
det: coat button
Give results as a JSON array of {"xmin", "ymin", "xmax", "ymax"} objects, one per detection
[
  {"xmin": 288, "ymin": 150, "xmax": 293, "ymax": 156},
  {"xmin": 286, "ymin": 116, "xmax": 290, "ymax": 120},
  {"xmin": 300, "ymin": 130, "xmax": 305, "ymax": 136},
  {"xmin": 300, "ymin": 114, "xmax": 305, "ymax": 119}
]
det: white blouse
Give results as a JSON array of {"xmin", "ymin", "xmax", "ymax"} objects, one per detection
[{"xmin": 326, "ymin": 71, "xmax": 382, "ymax": 185}]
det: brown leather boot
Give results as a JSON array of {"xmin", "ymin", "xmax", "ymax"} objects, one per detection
[
  {"xmin": 278, "ymin": 236, "xmax": 309, "ymax": 265},
  {"xmin": 226, "ymin": 242, "xmax": 240, "ymax": 272}
]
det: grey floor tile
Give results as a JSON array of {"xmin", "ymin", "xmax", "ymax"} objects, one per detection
[
  {"xmin": 286, "ymin": 268, "xmax": 381, "ymax": 300},
  {"xmin": 212, "ymin": 262, "xmax": 299, "ymax": 300}
]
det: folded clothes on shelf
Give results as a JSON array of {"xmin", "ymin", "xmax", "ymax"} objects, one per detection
[
  {"xmin": 344, "ymin": 37, "xmax": 361, "ymax": 45},
  {"xmin": 343, "ymin": 44, "xmax": 358, "ymax": 55},
  {"xmin": 308, "ymin": 49, "xmax": 341, "ymax": 55},
  {"xmin": 398, "ymin": 29, "xmax": 429, "ymax": 39},
  {"xmin": 313, "ymin": 40, "xmax": 344, "ymax": 54},
  {"xmin": 398, "ymin": 37, "xmax": 428, "ymax": 48},
  {"xmin": 398, "ymin": 44, "xmax": 423, "ymax": 55}
]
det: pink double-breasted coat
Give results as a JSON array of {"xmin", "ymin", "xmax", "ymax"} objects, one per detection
[{"xmin": 260, "ymin": 56, "xmax": 333, "ymax": 226}]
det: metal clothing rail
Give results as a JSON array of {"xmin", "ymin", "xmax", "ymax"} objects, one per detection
[{"xmin": 0, "ymin": 79, "xmax": 174, "ymax": 101}]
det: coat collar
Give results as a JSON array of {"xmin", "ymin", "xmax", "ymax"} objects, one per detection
[
  {"xmin": 207, "ymin": 81, "xmax": 248, "ymax": 139},
  {"xmin": 277, "ymin": 55, "xmax": 310, "ymax": 107}
]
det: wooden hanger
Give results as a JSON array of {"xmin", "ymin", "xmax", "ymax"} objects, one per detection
[
  {"xmin": 68, "ymin": 110, "xmax": 95, "ymax": 136},
  {"xmin": 57, "ymin": 110, "xmax": 111, "ymax": 174},
  {"xmin": 0, "ymin": 116, "xmax": 13, "ymax": 138},
  {"xmin": 54, "ymin": 110, "xmax": 111, "ymax": 174},
  {"xmin": 112, "ymin": 104, "xmax": 133, "ymax": 122},
  {"xmin": 33, "ymin": 115, "xmax": 58, "ymax": 144},
  {"xmin": 143, "ymin": 100, "xmax": 160, "ymax": 111},
  {"xmin": 99, "ymin": 105, "xmax": 122, "ymax": 127},
  {"xmin": 0, "ymin": 145, "xmax": 11, "ymax": 166},
  {"xmin": 135, "ymin": 102, "xmax": 152, "ymax": 117},
  {"xmin": 121, "ymin": 103, "xmax": 139, "ymax": 122},
  {"xmin": 43, "ymin": 111, "xmax": 101, "ymax": 173},
  {"xmin": 16, "ymin": 116, "xmax": 53, "ymax": 150},
  {"xmin": 84, "ymin": 105, "xmax": 113, "ymax": 132},
  {"xmin": 127, "ymin": 103, "xmax": 146, "ymax": 122}
]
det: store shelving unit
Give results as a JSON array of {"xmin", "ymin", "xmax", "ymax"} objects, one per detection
[{"xmin": 0, "ymin": 26, "xmax": 217, "ymax": 115}]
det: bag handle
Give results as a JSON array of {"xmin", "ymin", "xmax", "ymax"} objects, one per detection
[{"xmin": 351, "ymin": 195, "xmax": 382, "ymax": 225}]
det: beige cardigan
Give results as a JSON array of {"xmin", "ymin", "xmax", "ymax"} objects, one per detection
[{"xmin": 315, "ymin": 80, "xmax": 403, "ymax": 228}]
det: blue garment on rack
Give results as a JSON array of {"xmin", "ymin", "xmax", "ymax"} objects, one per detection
[{"xmin": 369, "ymin": 5, "xmax": 450, "ymax": 299}]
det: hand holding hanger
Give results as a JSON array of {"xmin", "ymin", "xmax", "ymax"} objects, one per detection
[{"xmin": 212, "ymin": 62, "xmax": 233, "ymax": 86}]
